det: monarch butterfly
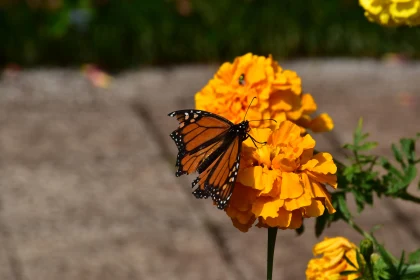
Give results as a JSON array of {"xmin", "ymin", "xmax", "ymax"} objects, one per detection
[{"xmin": 168, "ymin": 100, "xmax": 273, "ymax": 210}]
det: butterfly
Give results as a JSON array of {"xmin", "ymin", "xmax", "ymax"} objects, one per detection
[{"xmin": 168, "ymin": 101, "xmax": 273, "ymax": 210}]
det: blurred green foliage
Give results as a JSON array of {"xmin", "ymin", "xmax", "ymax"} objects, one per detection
[{"xmin": 1, "ymin": 0, "xmax": 420, "ymax": 69}]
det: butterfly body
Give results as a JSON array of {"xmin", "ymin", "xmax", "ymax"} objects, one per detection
[{"xmin": 169, "ymin": 109, "xmax": 250, "ymax": 209}]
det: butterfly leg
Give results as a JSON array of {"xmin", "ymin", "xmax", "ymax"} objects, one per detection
[{"xmin": 249, "ymin": 135, "xmax": 267, "ymax": 148}]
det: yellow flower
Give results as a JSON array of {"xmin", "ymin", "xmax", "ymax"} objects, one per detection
[
  {"xmin": 195, "ymin": 53, "xmax": 333, "ymax": 132},
  {"xmin": 306, "ymin": 237, "xmax": 360, "ymax": 280},
  {"xmin": 360, "ymin": 0, "xmax": 420, "ymax": 26},
  {"xmin": 226, "ymin": 121, "xmax": 337, "ymax": 232}
]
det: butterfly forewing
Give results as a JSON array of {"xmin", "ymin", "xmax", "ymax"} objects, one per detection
[
  {"xmin": 169, "ymin": 110, "xmax": 232, "ymax": 175},
  {"xmin": 169, "ymin": 109, "xmax": 248, "ymax": 210}
]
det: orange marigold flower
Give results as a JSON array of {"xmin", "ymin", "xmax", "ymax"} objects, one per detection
[
  {"xmin": 226, "ymin": 121, "xmax": 337, "ymax": 232},
  {"xmin": 306, "ymin": 237, "xmax": 360, "ymax": 280},
  {"xmin": 195, "ymin": 53, "xmax": 333, "ymax": 132}
]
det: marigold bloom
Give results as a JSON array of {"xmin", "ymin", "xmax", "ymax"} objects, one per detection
[
  {"xmin": 195, "ymin": 53, "xmax": 333, "ymax": 132},
  {"xmin": 360, "ymin": 0, "xmax": 420, "ymax": 26},
  {"xmin": 225, "ymin": 121, "xmax": 337, "ymax": 232},
  {"xmin": 306, "ymin": 237, "xmax": 360, "ymax": 280}
]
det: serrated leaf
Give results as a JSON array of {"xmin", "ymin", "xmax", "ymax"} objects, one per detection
[
  {"xmin": 381, "ymin": 158, "xmax": 404, "ymax": 179},
  {"xmin": 376, "ymin": 241, "xmax": 398, "ymax": 276},
  {"xmin": 408, "ymin": 249, "xmax": 420, "ymax": 264},
  {"xmin": 337, "ymin": 193, "xmax": 352, "ymax": 220},
  {"xmin": 352, "ymin": 190, "xmax": 366, "ymax": 212},
  {"xmin": 392, "ymin": 143, "xmax": 406, "ymax": 168},
  {"xmin": 343, "ymin": 143, "xmax": 355, "ymax": 151},
  {"xmin": 359, "ymin": 141, "xmax": 378, "ymax": 151},
  {"xmin": 403, "ymin": 165, "xmax": 417, "ymax": 185},
  {"xmin": 401, "ymin": 139, "xmax": 416, "ymax": 164}
]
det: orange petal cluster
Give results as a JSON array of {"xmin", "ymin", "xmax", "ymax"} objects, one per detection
[
  {"xmin": 226, "ymin": 121, "xmax": 337, "ymax": 232},
  {"xmin": 195, "ymin": 53, "xmax": 333, "ymax": 132},
  {"xmin": 306, "ymin": 237, "xmax": 360, "ymax": 280}
]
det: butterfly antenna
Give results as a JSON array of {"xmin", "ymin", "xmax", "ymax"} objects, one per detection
[
  {"xmin": 243, "ymin": 97, "xmax": 257, "ymax": 121},
  {"xmin": 248, "ymin": 118, "xmax": 277, "ymax": 123}
]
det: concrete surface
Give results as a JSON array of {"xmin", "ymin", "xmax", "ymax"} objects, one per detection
[{"xmin": 0, "ymin": 60, "xmax": 419, "ymax": 280}]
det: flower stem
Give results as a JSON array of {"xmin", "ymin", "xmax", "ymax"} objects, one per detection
[
  {"xmin": 399, "ymin": 192, "xmax": 420, "ymax": 204},
  {"xmin": 347, "ymin": 218, "xmax": 371, "ymax": 240},
  {"xmin": 267, "ymin": 227, "xmax": 278, "ymax": 280}
]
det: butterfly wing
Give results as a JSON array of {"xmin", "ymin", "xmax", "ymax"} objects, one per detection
[
  {"xmin": 169, "ymin": 109, "xmax": 244, "ymax": 210},
  {"xmin": 192, "ymin": 135, "xmax": 241, "ymax": 209},
  {"xmin": 168, "ymin": 110, "xmax": 233, "ymax": 177}
]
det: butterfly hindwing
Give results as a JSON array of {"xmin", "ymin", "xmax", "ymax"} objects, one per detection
[{"xmin": 192, "ymin": 136, "xmax": 241, "ymax": 209}]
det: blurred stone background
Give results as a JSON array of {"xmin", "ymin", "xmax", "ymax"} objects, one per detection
[{"xmin": 0, "ymin": 59, "xmax": 419, "ymax": 280}]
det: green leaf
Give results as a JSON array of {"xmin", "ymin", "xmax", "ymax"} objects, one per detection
[
  {"xmin": 403, "ymin": 165, "xmax": 417, "ymax": 185},
  {"xmin": 343, "ymin": 143, "xmax": 356, "ymax": 151},
  {"xmin": 397, "ymin": 251, "xmax": 406, "ymax": 274},
  {"xmin": 358, "ymin": 141, "xmax": 378, "ymax": 151},
  {"xmin": 392, "ymin": 143, "xmax": 405, "ymax": 168},
  {"xmin": 408, "ymin": 249, "xmax": 420, "ymax": 264},
  {"xmin": 315, "ymin": 213, "xmax": 328, "ymax": 237},
  {"xmin": 337, "ymin": 192, "xmax": 352, "ymax": 220},
  {"xmin": 375, "ymin": 241, "xmax": 398, "ymax": 276},
  {"xmin": 340, "ymin": 270, "xmax": 359, "ymax": 276},
  {"xmin": 381, "ymin": 158, "xmax": 404, "ymax": 179},
  {"xmin": 401, "ymin": 139, "xmax": 416, "ymax": 164},
  {"xmin": 344, "ymin": 255, "xmax": 358, "ymax": 269},
  {"xmin": 354, "ymin": 118, "xmax": 365, "ymax": 145}
]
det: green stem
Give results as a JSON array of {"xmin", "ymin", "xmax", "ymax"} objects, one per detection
[
  {"xmin": 399, "ymin": 192, "xmax": 420, "ymax": 204},
  {"xmin": 347, "ymin": 219, "xmax": 371, "ymax": 240},
  {"xmin": 267, "ymin": 227, "xmax": 278, "ymax": 280}
]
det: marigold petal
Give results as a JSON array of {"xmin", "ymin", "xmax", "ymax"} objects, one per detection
[
  {"xmin": 255, "ymin": 145, "xmax": 273, "ymax": 167},
  {"xmin": 300, "ymin": 134, "xmax": 316, "ymax": 150},
  {"xmin": 301, "ymin": 93, "xmax": 317, "ymax": 114},
  {"xmin": 260, "ymin": 169, "xmax": 280, "ymax": 194},
  {"xmin": 307, "ymin": 171, "xmax": 338, "ymax": 189},
  {"xmin": 237, "ymin": 166, "xmax": 264, "ymax": 190},
  {"xmin": 228, "ymin": 183, "xmax": 258, "ymax": 211},
  {"xmin": 280, "ymin": 172, "xmax": 303, "ymax": 199},
  {"xmin": 231, "ymin": 217, "xmax": 255, "ymax": 232},
  {"xmin": 301, "ymin": 152, "xmax": 337, "ymax": 175},
  {"xmin": 304, "ymin": 199, "xmax": 325, "ymax": 217},
  {"xmin": 309, "ymin": 113, "xmax": 334, "ymax": 132},
  {"xmin": 313, "ymin": 237, "xmax": 355, "ymax": 255},
  {"xmin": 286, "ymin": 210, "xmax": 303, "ymax": 229},
  {"xmin": 252, "ymin": 197, "xmax": 284, "ymax": 219},
  {"xmin": 269, "ymin": 121, "xmax": 302, "ymax": 146},
  {"xmin": 263, "ymin": 207, "xmax": 292, "ymax": 227}
]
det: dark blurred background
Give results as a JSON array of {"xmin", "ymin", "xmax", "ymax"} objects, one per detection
[{"xmin": 1, "ymin": 0, "xmax": 420, "ymax": 69}]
